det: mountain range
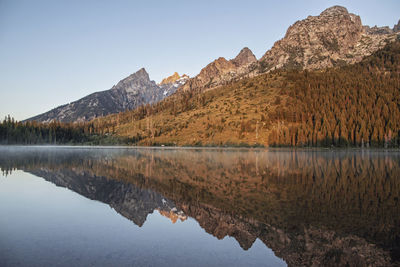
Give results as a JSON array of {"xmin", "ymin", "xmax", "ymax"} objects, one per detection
[
  {"xmin": 27, "ymin": 69, "xmax": 189, "ymax": 123},
  {"xmin": 26, "ymin": 6, "xmax": 399, "ymax": 123}
]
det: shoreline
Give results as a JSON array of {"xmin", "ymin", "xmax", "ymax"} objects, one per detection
[{"xmin": 1, "ymin": 144, "xmax": 400, "ymax": 152}]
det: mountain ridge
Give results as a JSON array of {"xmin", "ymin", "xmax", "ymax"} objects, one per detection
[
  {"xmin": 26, "ymin": 68, "xmax": 184, "ymax": 123},
  {"xmin": 180, "ymin": 47, "xmax": 257, "ymax": 92},
  {"xmin": 258, "ymin": 5, "xmax": 399, "ymax": 73},
  {"xmin": 25, "ymin": 5, "xmax": 399, "ymax": 123},
  {"xmin": 180, "ymin": 6, "xmax": 399, "ymax": 93},
  {"xmin": 91, "ymin": 39, "xmax": 400, "ymax": 148}
]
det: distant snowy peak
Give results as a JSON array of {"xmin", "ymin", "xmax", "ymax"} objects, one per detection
[
  {"xmin": 159, "ymin": 72, "xmax": 180, "ymax": 85},
  {"xmin": 159, "ymin": 72, "xmax": 190, "ymax": 97}
]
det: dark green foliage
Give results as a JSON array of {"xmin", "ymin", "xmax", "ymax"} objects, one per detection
[
  {"xmin": 0, "ymin": 116, "xmax": 127, "ymax": 145},
  {"xmin": 2, "ymin": 41, "xmax": 400, "ymax": 147},
  {"xmin": 94, "ymin": 41, "xmax": 400, "ymax": 148},
  {"xmin": 268, "ymin": 40, "xmax": 400, "ymax": 147}
]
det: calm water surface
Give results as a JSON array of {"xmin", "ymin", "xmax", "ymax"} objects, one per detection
[{"xmin": 0, "ymin": 146, "xmax": 399, "ymax": 266}]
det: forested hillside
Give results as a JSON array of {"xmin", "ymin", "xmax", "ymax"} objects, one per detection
[
  {"xmin": 91, "ymin": 40, "xmax": 400, "ymax": 147},
  {"xmin": 1, "ymin": 41, "xmax": 399, "ymax": 147}
]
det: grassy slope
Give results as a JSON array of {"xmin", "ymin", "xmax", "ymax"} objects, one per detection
[
  {"xmin": 103, "ymin": 73, "xmax": 289, "ymax": 146},
  {"xmin": 93, "ymin": 40, "xmax": 400, "ymax": 147}
]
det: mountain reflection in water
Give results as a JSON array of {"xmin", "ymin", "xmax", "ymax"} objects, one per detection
[{"xmin": 0, "ymin": 147, "xmax": 399, "ymax": 266}]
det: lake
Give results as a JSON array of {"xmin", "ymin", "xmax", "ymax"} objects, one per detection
[{"xmin": 0, "ymin": 146, "xmax": 399, "ymax": 266}]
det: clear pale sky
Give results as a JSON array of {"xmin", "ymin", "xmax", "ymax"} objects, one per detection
[{"xmin": 0, "ymin": 0, "xmax": 399, "ymax": 121}]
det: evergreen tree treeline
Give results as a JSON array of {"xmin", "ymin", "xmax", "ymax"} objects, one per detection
[
  {"xmin": 267, "ymin": 41, "xmax": 400, "ymax": 147},
  {"xmin": 1, "ymin": 41, "xmax": 400, "ymax": 147},
  {"xmin": 0, "ymin": 116, "xmax": 126, "ymax": 145},
  {"xmin": 0, "ymin": 115, "xmax": 90, "ymax": 144},
  {"xmin": 91, "ymin": 40, "xmax": 400, "ymax": 147}
]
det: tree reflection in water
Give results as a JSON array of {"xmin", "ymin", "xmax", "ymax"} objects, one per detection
[{"xmin": 0, "ymin": 147, "xmax": 399, "ymax": 266}]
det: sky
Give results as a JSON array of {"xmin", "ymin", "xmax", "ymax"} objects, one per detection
[{"xmin": 0, "ymin": 0, "xmax": 399, "ymax": 121}]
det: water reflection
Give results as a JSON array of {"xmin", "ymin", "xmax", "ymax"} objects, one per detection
[{"xmin": 0, "ymin": 147, "xmax": 399, "ymax": 266}]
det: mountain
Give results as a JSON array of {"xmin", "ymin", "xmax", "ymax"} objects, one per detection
[
  {"xmin": 158, "ymin": 72, "xmax": 189, "ymax": 97},
  {"xmin": 26, "ymin": 68, "xmax": 165, "ymax": 123},
  {"xmin": 180, "ymin": 6, "xmax": 399, "ymax": 93},
  {"xmin": 160, "ymin": 72, "xmax": 181, "ymax": 85},
  {"xmin": 394, "ymin": 20, "xmax": 400, "ymax": 33},
  {"xmin": 180, "ymin": 47, "xmax": 257, "ymax": 91},
  {"xmin": 25, "ymin": 6, "xmax": 399, "ymax": 123},
  {"xmin": 258, "ymin": 6, "xmax": 399, "ymax": 72},
  {"xmin": 93, "ymin": 39, "xmax": 400, "ymax": 147}
]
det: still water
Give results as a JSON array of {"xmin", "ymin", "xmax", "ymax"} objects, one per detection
[{"xmin": 0, "ymin": 146, "xmax": 399, "ymax": 266}]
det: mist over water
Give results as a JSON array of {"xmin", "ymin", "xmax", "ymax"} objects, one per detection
[{"xmin": 0, "ymin": 146, "xmax": 399, "ymax": 266}]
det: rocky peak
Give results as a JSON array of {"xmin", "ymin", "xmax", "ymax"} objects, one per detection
[
  {"xmin": 364, "ymin": 25, "xmax": 393, "ymax": 35},
  {"xmin": 111, "ymin": 67, "xmax": 156, "ymax": 93},
  {"xmin": 231, "ymin": 47, "xmax": 257, "ymax": 67},
  {"xmin": 259, "ymin": 5, "xmax": 398, "ymax": 72},
  {"xmin": 394, "ymin": 20, "xmax": 400, "ymax": 32},
  {"xmin": 124, "ymin": 68, "xmax": 150, "ymax": 82},
  {"xmin": 190, "ymin": 57, "xmax": 236, "ymax": 84},
  {"xmin": 179, "ymin": 57, "xmax": 235, "ymax": 91},
  {"xmin": 27, "ymin": 67, "xmax": 164, "ymax": 123},
  {"xmin": 180, "ymin": 48, "xmax": 257, "ymax": 92},
  {"xmin": 160, "ymin": 72, "xmax": 181, "ymax": 85},
  {"xmin": 213, "ymin": 57, "xmax": 231, "ymax": 66},
  {"xmin": 319, "ymin": 5, "xmax": 349, "ymax": 17},
  {"xmin": 115, "ymin": 67, "xmax": 149, "ymax": 84},
  {"xmin": 158, "ymin": 72, "xmax": 190, "ymax": 97},
  {"xmin": 134, "ymin": 67, "xmax": 150, "ymax": 79}
]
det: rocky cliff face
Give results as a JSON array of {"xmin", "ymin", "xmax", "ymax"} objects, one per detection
[
  {"xmin": 158, "ymin": 72, "xmax": 189, "ymax": 97},
  {"xmin": 160, "ymin": 72, "xmax": 181, "ymax": 85},
  {"xmin": 179, "ymin": 6, "xmax": 399, "ymax": 93},
  {"xmin": 180, "ymin": 47, "xmax": 257, "ymax": 91},
  {"xmin": 259, "ymin": 6, "xmax": 399, "ymax": 72},
  {"xmin": 26, "ymin": 6, "xmax": 400, "ymax": 122},
  {"xmin": 26, "ymin": 68, "xmax": 165, "ymax": 123},
  {"xmin": 394, "ymin": 20, "xmax": 400, "ymax": 33}
]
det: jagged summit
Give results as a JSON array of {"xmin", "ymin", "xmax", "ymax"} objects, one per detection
[
  {"xmin": 180, "ymin": 47, "xmax": 257, "ymax": 91},
  {"xmin": 232, "ymin": 47, "xmax": 257, "ymax": 67},
  {"xmin": 158, "ymin": 72, "xmax": 190, "ymax": 97},
  {"xmin": 122, "ymin": 68, "xmax": 150, "ymax": 82},
  {"xmin": 394, "ymin": 19, "xmax": 400, "ymax": 32},
  {"xmin": 178, "ymin": 5, "xmax": 399, "ymax": 93},
  {"xmin": 320, "ymin": 5, "xmax": 349, "ymax": 16},
  {"xmin": 160, "ymin": 72, "xmax": 181, "ymax": 85},
  {"xmin": 27, "ymin": 67, "xmax": 163, "ymax": 123},
  {"xmin": 259, "ymin": 5, "xmax": 399, "ymax": 72},
  {"xmin": 133, "ymin": 67, "xmax": 150, "ymax": 79},
  {"xmin": 26, "ymin": 5, "xmax": 400, "ymax": 123},
  {"xmin": 112, "ymin": 68, "xmax": 151, "ymax": 91}
]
